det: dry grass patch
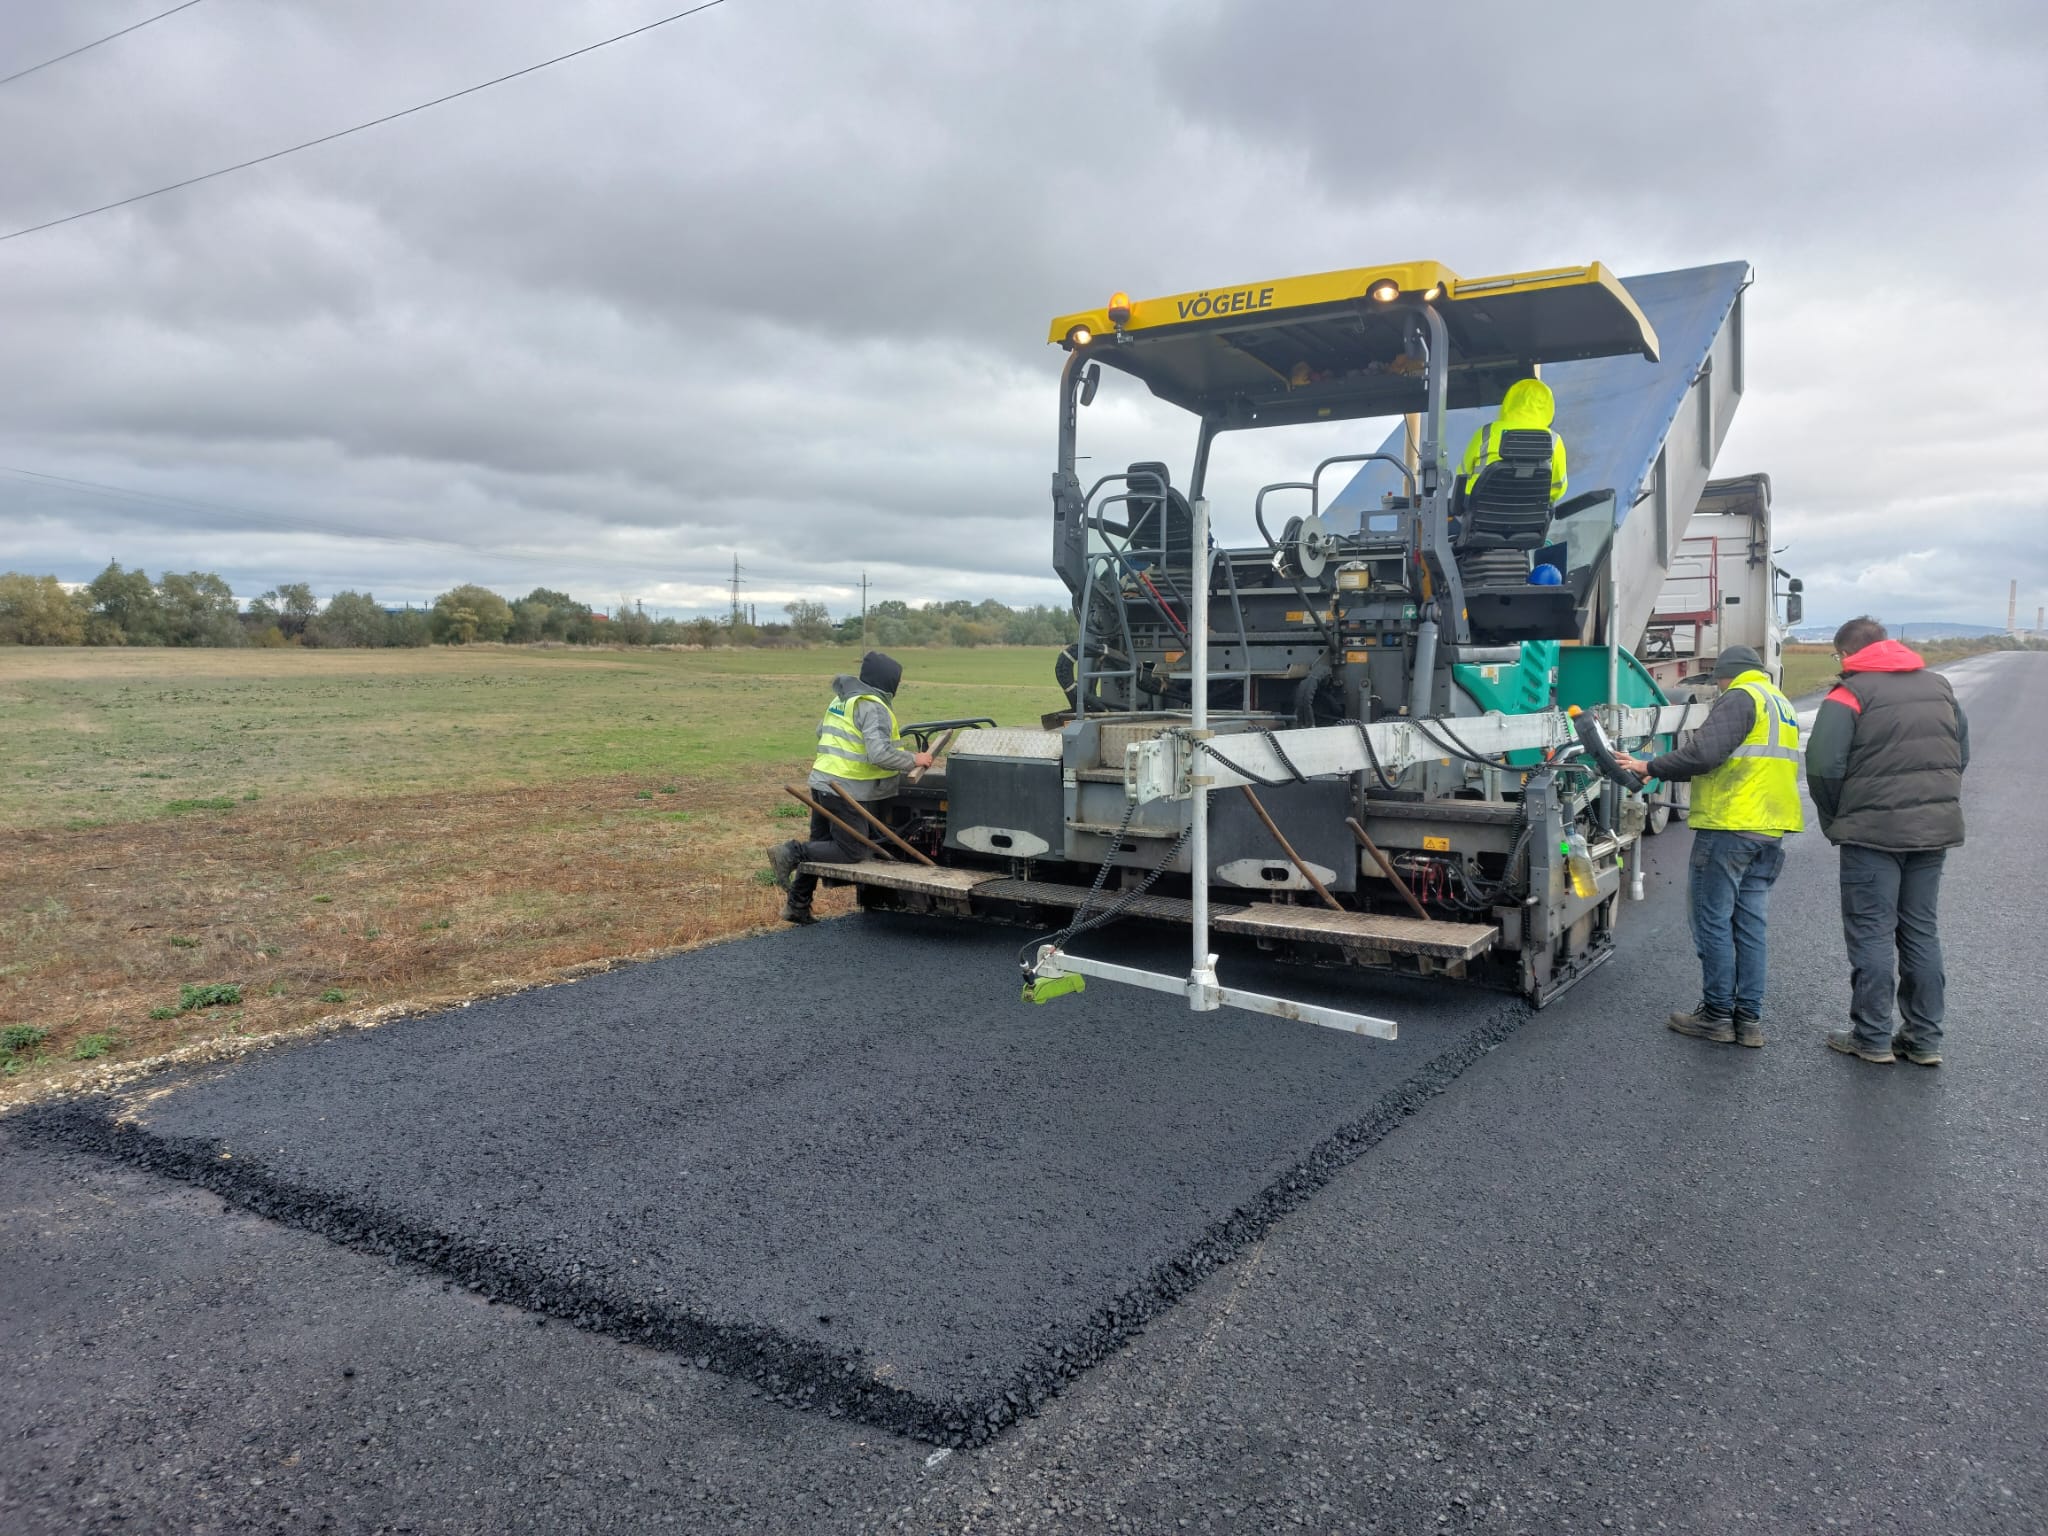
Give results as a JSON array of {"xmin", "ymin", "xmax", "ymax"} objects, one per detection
[{"xmin": 1, "ymin": 772, "xmax": 849, "ymax": 1104}]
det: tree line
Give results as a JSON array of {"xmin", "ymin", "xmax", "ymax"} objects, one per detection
[{"xmin": 0, "ymin": 563, "xmax": 1078, "ymax": 649}]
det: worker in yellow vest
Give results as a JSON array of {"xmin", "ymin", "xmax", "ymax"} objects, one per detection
[
  {"xmin": 1616, "ymin": 646, "xmax": 1804, "ymax": 1048},
  {"xmin": 767, "ymin": 651, "xmax": 932, "ymax": 925},
  {"xmin": 1457, "ymin": 377, "xmax": 1568, "ymax": 503}
]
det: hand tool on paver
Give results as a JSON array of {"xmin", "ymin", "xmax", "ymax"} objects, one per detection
[
  {"xmin": 782, "ymin": 785, "xmax": 892, "ymax": 860},
  {"xmin": 1345, "ymin": 817, "xmax": 1433, "ymax": 923},
  {"xmin": 1240, "ymin": 785, "xmax": 1344, "ymax": 913},
  {"xmin": 906, "ymin": 729, "xmax": 958, "ymax": 786},
  {"xmin": 834, "ymin": 791, "xmax": 936, "ymax": 867}
]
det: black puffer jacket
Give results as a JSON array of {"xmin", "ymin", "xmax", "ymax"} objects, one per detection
[{"xmin": 1804, "ymin": 641, "xmax": 1968, "ymax": 850}]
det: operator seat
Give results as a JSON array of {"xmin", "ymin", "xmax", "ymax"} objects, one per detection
[
  {"xmin": 1456, "ymin": 429, "xmax": 1578, "ymax": 644},
  {"xmin": 1454, "ymin": 429, "xmax": 1558, "ymax": 568},
  {"xmin": 1124, "ymin": 461, "xmax": 1196, "ymax": 565}
]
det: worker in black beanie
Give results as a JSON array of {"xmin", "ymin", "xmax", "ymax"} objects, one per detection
[
  {"xmin": 766, "ymin": 651, "xmax": 930, "ymax": 924},
  {"xmin": 1616, "ymin": 645, "xmax": 1804, "ymax": 1048}
]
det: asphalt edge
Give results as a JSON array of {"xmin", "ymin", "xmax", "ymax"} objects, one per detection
[{"xmin": 11, "ymin": 995, "xmax": 1533, "ymax": 1449}]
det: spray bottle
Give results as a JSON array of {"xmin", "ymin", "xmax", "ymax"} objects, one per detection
[{"xmin": 1561, "ymin": 830, "xmax": 1599, "ymax": 899}]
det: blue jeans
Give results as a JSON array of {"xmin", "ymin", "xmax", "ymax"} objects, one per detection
[{"xmin": 1687, "ymin": 830, "xmax": 1787, "ymax": 1016}]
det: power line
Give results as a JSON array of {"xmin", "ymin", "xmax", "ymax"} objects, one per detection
[
  {"xmin": 0, "ymin": 463, "xmax": 720, "ymax": 583},
  {"xmin": 0, "ymin": 0, "xmax": 729, "ymax": 244},
  {"xmin": 0, "ymin": 1, "xmax": 208, "ymax": 91}
]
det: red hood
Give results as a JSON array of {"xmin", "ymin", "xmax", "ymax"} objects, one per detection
[{"xmin": 1842, "ymin": 639, "xmax": 1925, "ymax": 674}]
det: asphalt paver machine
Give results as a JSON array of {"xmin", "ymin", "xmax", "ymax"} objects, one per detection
[{"xmin": 800, "ymin": 259, "xmax": 1773, "ymax": 1036}]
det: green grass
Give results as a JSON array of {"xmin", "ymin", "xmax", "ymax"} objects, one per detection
[
  {"xmin": 70, "ymin": 1032, "xmax": 117, "ymax": 1060},
  {"xmin": 1781, "ymin": 636, "xmax": 2015, "ymax": 700},
  {"xmin": 0, "ymin": 645, "xmax": 1064, "ymax": 830},
  {"xmin": 178, "ymin": 982, "xmax": 242, "ymax": 1012},
  {"xmin": 1780, "ymin": 648, "xmax": 1837, "ymax": 699},
  {"xmin": 2, "ymin": 1024, "xmax": 50, "ymax": 1054}
]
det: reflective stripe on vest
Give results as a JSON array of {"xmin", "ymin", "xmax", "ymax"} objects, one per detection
[
  {"xmin": 1688, "ymin": 672, "xmax": 1806, "ymax": 834},
  {"xmin": 811, "ymin": 692, "xmax": 901, "ymax": 782}
]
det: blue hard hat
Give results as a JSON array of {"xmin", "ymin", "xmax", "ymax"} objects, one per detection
[{"xmin": 1527, "ymin": 563, "xmax": 1563, "ymax": 586}]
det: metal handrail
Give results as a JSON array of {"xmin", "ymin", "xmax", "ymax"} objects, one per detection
[
  {"xmin": 1249, "ymin": 481, "xmax": 1338, "ymax": 650},
  {"xmin": 1253, "ymin": 481, "xmax": 1313, "ymax": 552},
  {"xmin": 1310, "ymin": 452, "xmax": 1417, "ymax": 519},
  {"xmin": 1071, "ymin": 468, "xmax": 1254, "ymax": 716}
]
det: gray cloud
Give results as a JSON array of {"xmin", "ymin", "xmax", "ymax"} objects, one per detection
[{"xmin": 1, "ymin": 0, "xmax": 2042, "ymax": 628}]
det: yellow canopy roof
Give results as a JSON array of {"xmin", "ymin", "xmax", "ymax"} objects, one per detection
[{"xmin": 1048, "ymin": 261, "xmax": 1659, "ymax": 426}]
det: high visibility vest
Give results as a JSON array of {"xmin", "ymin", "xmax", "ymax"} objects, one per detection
[
  {"xmin": 1688, "ymin": 672, "xmax": 1805, "ymax": 835},
  {"xmin": 811, "ymin": 692, "xmax": 901, "ymax": 782},
  {"xmin": 1458, "ymin": 420, "xmax": 1568, "ymax": 503}
]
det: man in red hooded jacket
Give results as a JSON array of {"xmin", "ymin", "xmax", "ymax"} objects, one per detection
[{"xmin": 1804, "ymin": 617, "xmax": 1969, "ymax": 1066}]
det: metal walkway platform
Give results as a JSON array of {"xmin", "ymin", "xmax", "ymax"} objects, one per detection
[
  {"xmin": 1213, "ymin": 905, "xmax": 1496, "ymax": 961},
  {"xmin": 801, "ymin": 862, "xmax": 1498, "ymax": 960},
  {"xmin": 974, "ymin": 878, "xmax": 1243, "ymax": 925},
  {"xmin": 797, "ymin": 862, "xmax": 1000, "ymax": 900}
]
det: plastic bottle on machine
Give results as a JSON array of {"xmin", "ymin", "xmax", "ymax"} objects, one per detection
[{"xmin": 1562, "ymin": 831, "xmax": 1599, "ymax": 899}]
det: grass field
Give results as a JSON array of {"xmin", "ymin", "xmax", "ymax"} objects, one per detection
[
  {"xmin": 1, "ymin": 645, "xmax": 1064, "ymax": 1100},
  {"xmin": 1779, "ymin": 636, "xmax": 2013, "ymax": 699},
  {"xmin": 0, "ymin": 644, "xmax": 1058, "ymax": 830}
]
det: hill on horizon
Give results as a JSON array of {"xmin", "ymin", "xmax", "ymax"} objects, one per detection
[{"xmin": 1791, "ymin": 620, "xmax": 2019, "ymax": 643}]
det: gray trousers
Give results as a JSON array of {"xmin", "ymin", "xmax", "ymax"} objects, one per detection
[
  {"xmin": 787, "ymin": 789, "xmax": 890, "ymax": 908},
  {"xmin": 1839, "ymin": 844, "xmax": 1948, "ymax": 1052}
]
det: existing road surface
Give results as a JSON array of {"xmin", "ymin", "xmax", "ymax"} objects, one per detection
[{"xmin": 4, "ymin": 652, "xmax": 2042, "ymax": 1534}]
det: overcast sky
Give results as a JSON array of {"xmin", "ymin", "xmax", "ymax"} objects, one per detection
[{"xmin": 1, "ymin": 0, "xmax": 2042, "ymax": 627}]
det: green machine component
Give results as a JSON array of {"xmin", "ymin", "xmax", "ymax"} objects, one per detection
[{"xmin": 1455, "ymin": 642, "xmax": 1676, "ymax": 767}]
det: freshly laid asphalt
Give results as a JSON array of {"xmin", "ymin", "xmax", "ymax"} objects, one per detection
[
  {"xmin": 4, "ymin": 651, "xmax": 2043, "ymax": 1533},
  {"xmin": 14, "ymin": 912, "xmax": 1524, "ymax": 1445}
]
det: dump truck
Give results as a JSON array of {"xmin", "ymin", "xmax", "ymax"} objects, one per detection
[{"xmin": 796, "ymin": 259, "xmax": 1800, "ymax": 1024}]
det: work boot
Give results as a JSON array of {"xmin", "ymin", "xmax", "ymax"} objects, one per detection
[
  {"xmin": 1733, "ymin": 1009, "xmax": 1765, "ymax": 1049},
  {"xmin": 1667, "ymin": 1003, "xmax": 1736, "ymax": 1044},
  {"xmin": 1826, "ymin": 1030, "xmax": 1895, "ymax": 1064},
  {"xmin": 766, "ymin": 840, "xmax": 802, "ymax": 892},
  {"xmin": 781, "ymin": 900, "xmax": 816, "ymax": 927},
  {"xmin": 1891, "ymin": 1032, "xmax": 1942, "ymax": 1067}
]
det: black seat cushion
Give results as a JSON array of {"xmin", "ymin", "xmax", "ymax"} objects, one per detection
[
  {"xmin": 1125, "ymin": 461, "xmax": 1195, "ymax": 560},
  {"xmin": 1457, "ymin": 429, "xmax": 1555, "ymax": 554}
]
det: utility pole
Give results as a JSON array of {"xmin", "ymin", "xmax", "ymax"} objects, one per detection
[
  {"xmin": 861, "ymin": 571, "xmax": 870, "ymax": 648},
  {"xmin": 2009, "ymin": 579, "xmax": 2019, "ymax": 636},
  {"xmin": 729, "ymin": 554, "xmax": 744, "ymax": 628}
]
